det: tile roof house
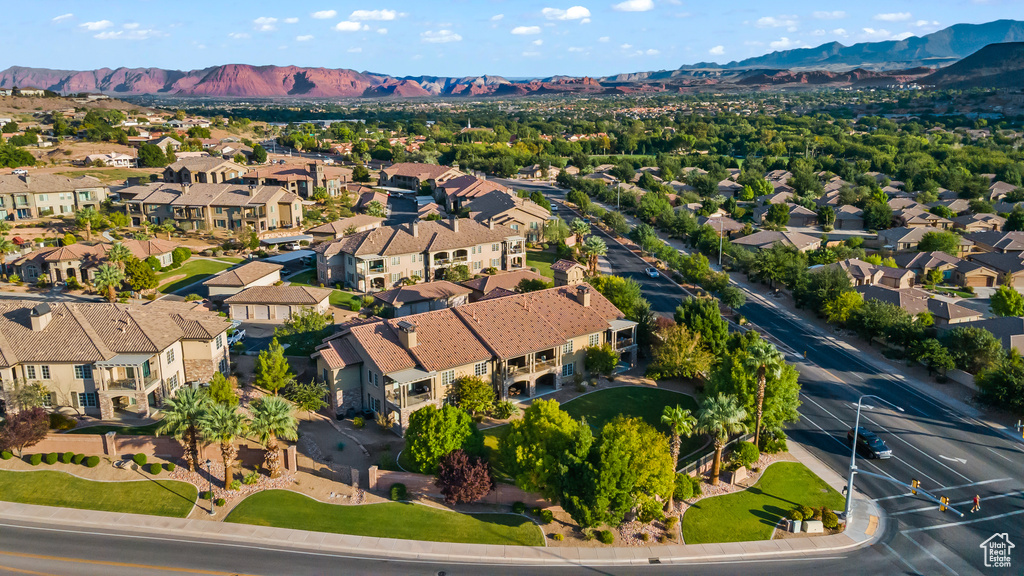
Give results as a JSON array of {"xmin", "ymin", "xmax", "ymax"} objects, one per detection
[
  {"xmin": 314, "ymin": 217, "xmax": 527, "ymax": 293},
  {"xmin": 952, "ymin": 213, "xmax": 1006, "ymax": 233},
  {"xmin": 311, "ymin": 284, "xmax": 637, "ymax": 431},
  {"xmin": 833, "ymin": 205, "xmax": 865, "ymax": 230},
  {"xmin": 371, "ymin": 280, "xmax": 472, "ymax": 317},
  {"xmin": 894, "ymin": 208, "xmax": 952, "ymax": 229},
  {"xmin": 461, "ymin": 270, "xmax": 551, "ymax": 301},
  {"xmin": 435, "ymin": 175, "xmax": 512, "ymax": 212},
  {"xmin": 465, "ymin": 190, "xmax": 551, "ymax": 243},
  {"xmin": 224, "ymin": 286, "xmax": 332, "ymax": 321},
  {"xmin": 241, "ymin": 162, "xmax": 352, "ymax": 199},
  {"xmin": 0, "ymin": 173, "xmax": 107, "ymax": 221},
  {"xmin": 85, "ymin": 152, "xmax": 134, "ymax": 168},
  {"xmin": 753, "ymin": 203, "xmax": 817, "ymax": 227},
  {"xmin": 0, "ymin": 300, "xmax": 229, "ymax": 419},
  {"xmin": 731, "ymin": 230, "xmax": 821, "ymax": 252},
  {"xmin": 826, "ymin": 258, "xmax": 916, "ymax": 289},
  {"xmin": 119, "ymin": 182, "xmax": 302, "ymax": 233},
  {"xmin": 952, "ymin": 259, "xmax": 1000, "ymax": 288},
  {"xmin": 988, "ymin": 181, "xmax": 1018, "ymax": 202},
  {"xmin": 378, "ymin": 162, "xmax": 463, "ymax": 191},
  {"xmin": 203, "ymin": 261, "xmax": 284, "ymax": 297},
  {"xmin": 878, "ymin": 227, "xmax": 973, "ymax": 256},
  {"xmin": 856, "ymin": 285, "xmax": 981, "ymax": 326},
  {"xmin": 962, "ymin": 231, "xmax": 1024, "ymax": 253},
  {"xmin": 967, "ymin": 252, "xmax": 1024, "ymax": 288},
  {"xmin": 893, "ymin": 251, "xmax": 961, "ymax": 280},
  {"xmin": 162, "ymin": 157, "xmax": 248, "ymax": 185},
  {"xmin": 307, "ymin": 215, "xmax": 385, "ymax": 243},
  {"xmin": 955, "ymin": 317, "xmax": 1024, "ymax": 352},
  {"xmin": 13, "ymin": 239, "xmax": 181, "ymax": 285},
  {"xmin": 698, "ymin": 215, "xmax": 745, "ymax": 238}
]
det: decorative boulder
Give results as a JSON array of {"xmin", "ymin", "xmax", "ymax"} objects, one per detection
[{"xmin": 802, "ymin": 520, "xmax": 824, "ymax": 534}]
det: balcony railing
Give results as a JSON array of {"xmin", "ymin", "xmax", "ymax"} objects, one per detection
[
  {"xmin": 534, "ymin": 358, "xmax": 559, "ymax": 371},
  {"xmin": 106, "ymin": 379, "xmax": 140, "ymax": 392},
  {"xmin": 614, "ymin": 338, "xmax": 635, "ymax": 349},
  {"xmin": 434, "ymin": 256, "xmax": 468, "ymax": 266},
  {"xmin": 508, "ymin": 246, "xmax": 524, "ymax": 254}
]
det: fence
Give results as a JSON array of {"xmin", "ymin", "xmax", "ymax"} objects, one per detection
[
  {"xmin": 678, "ymin": 433, "xmax": 754, "ymax": 477},
  {"xmin": 367, "ymin": 466, "xmax": 550, "ymax": 508}
]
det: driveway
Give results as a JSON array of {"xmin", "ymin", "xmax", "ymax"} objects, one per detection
[{"xmin": 386, "ymin": 195, "xmax": 417, "ymax": 225}]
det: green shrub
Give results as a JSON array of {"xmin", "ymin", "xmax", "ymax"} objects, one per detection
[
  {"xmin": 731, "ymin": 441, "xmax": 759, "ymax": 469},
  {"xmin": 165, "ymin": 462, "xmax": 176, "ymax": 472},
  {"xmin": 133, "ymin": 453, "xmax": 148, "ymax": 466},
  {"xmin": 810, "ymin": 507, "xmax": 823, "ymax": 521},
  {"xmin": 664, "ymin": 516, "xmax": 679, "ymax": 531},
  {"xmin": 28, "ymin": 454, "xmax": 42, "ymax": 466},
  {"xmin": 72, "ymin": 454, "xmax": 85, "ymax": 465},
  {"xmin": 674, "ymin": 473, "xmax": 694, "ymax": 501},
  {"xmin": 85, "ymin": 456, "xmax": 100, "ymax": 467},
  {"xmin": 492, "ymin": 400, "xmax": 517, "ymax": 419},
  {"xmin": 539, "ymin": 509, "xmax": 554, "ymax": 524},
  {"xmin": 44, "ymin": 453, "xmax": 58, "ymax": 465},
  {"xmin": 0, "ymin": 451, "xmax": 12, "ymax": 460},
  {"xmin": 762, "ymin": 433, "xmax": 788, "ymax": 454},
  {"xmin": 598, "ymin": 530, "xmax": 615, "ymax": 545},
  {"xmin": 148, "ymin": 463, "xmax": 162, "ymax": 475},
  {"xmin": 798, "ymin": 505, "xmax": 814, "ymax": 520},
  {"xmin": 639, "ymin": 533, "xmax": 650, "ymax": 541},
  {"xmin": 531, "ymin": 507, "xmax": 541, "ymax": 516},
  {"xmin": 48, "ymin": 412, "xmax": 78, "ymax": 430},
  {"xmin": 512, "ymin": 502, "xmax": 526, "ymax": 514},
  {"xmin": 389, "ymin": 483, "xmax": 407, "ymax": 501},
  {"xmin": 228, "ymin": 480, "xmax": 241, "ymax": 491},
  {"xmin": 822, "ymin": 509, "xmax": 839, "ymax": 530},
  {"xmin": 215, "ymin": 498, "xmax": 226, "ymax": 507},
  {"xmin": 787, "ymin": 509, "xmax": 804, "ymax": 522},
  {"xmin": 61, "ymin": 451, "xmax": 74, "ymax": 464},
  {"xmin": 348, "ymin": 300, "xmax": 361, "ymax": 312},
  {"xmin": 200, "ymin": 491, "xmax": 213, "ymax": 500},
  {"xmin": 352, "ymin": 416, "xmax": 365, "ymax": 428},
  {"xmin": 581, "ymin": 527, "xmax": 596, "ymax": 541},
  {"xmin": 243, "ymin": 470, "xmax": 260, "ymax": 485},
  {"xmin": 638, "ymin": 495, "xmax": 664, "ymax": 523},
  {"xmin": 552, "ymin": 533, "xmax": 564, "ymax": 542}
]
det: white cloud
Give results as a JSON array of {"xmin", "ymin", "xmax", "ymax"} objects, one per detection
[
  {"xmin": 612, "ymin": 0, "xmax": 654, "ymax": 12},
  {"xmin": 813, "ymin": 11, "xmax": 846, "ymax": 20},
  {"xmin": 861, "ymin": 27, "xmax": 903, "ymax": 39},
  {"xmin": 52, "ymin": 13, "xmax": 73, "ymax": 22},
  {"xmin": 598, "ymin": 36, "xmax": 610, "ymax": 42},
  {"xmin": 645, "ymin": 48, "xmax": 659, "ymax": 55},
  {"xmin": 348, "ymin": 47, "xmax": 362, "ymax": 53},
  {"xmin": 756, "ymin": 15, "xmax": 798, "ymax": 29},
  {"xmin": 349, "ymin": 9, "xmax": 398, "ymax": 21},
  {"xmin": 532, "ymin": 39, "xmax": 544, "ymax": 45},
  {"xmin": 421, "ymin": 29, "xmax": 462, "ymax": 43},
  {"xmin": 253, "ymin": 17, "xmax": 278, "ymax": 32},
  {"xmin": 335, "ymin": 21, "xmax": 369, "ymax": 32},
  {"xmin": 832, "ymin": 28, "xmax": 848, "ymax": 37},
  {"xmin": 377, "ymin": 28, "xmax": 388, "ymax": 34},
  {"xmin": 80, "ymin": 20, "xmax": 113, "ymax": 31},
  {"xmin": 123, "ymin": 22, "xmax": 140, "ymax": 29},
  {"xmin": 311, "ymin": 10, "xmax": 336, "ymax": 19},
  {"xmin": 914, "ymin": 20, "xmax": 939, "ymax": 27},
  {"xmin": 568, "ymin": 46, "xmax": 586, "ymax": 52},
  {"xmin": 892, "ymin": 31, "xmax": 915, "ymax": 40},
  {"xmin": 620, "ymin": 43, "xmax": 633, "ymax": 49},
  {"xmin": 709, "ymin": 45, "xmax": 724, "ymax": 55},
  {"xmin": 284, "ymin": 17, "xmax": 299, "ymax": 24},
  {"xmin": 228, "ymin": 32, "xmax": 250, "ymax": 39},
  {"xmin": 511, "ymin": 26, "xmax": 542, "ymax": 35},
  {"xmin": 94, "ymin": 28, "xmax": 163, "ymax": 40},
  {"xmin": 491, "ymin": 14, "xmax": 505, "ymax": 21},
  {"xmin": 874, "ymin": 12, "xmax": 912, "ymax": 22},
  {"xmin": 581, "ymin": 18, "xmax": 591, "ymax": 23},
  {"xmin": 542, "ymin": 6, "xmax": 592, "ymax": 21},
  {"xmin": 296, "ymin": 34, "xmax": 314, "ymax": 41},
  {"xmin": 769, "ymin": 37, "xmax": 802, "ymax": 50}
]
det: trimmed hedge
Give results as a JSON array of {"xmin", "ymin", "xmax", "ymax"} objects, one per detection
[
  {"xmin": 389, "ymin": 483, "xmax": 407, "ymax": 501},
  {"xmin": 149, "ymin": 463, "xmax": 162, "ymax": 475},
  {"xmin": 512, "ymin": 501, "xmax": 526, "ymax": 514},
  {"xmin": 215, "ymin": 498, "xmax": 226, "ymax": 507},
  {"xmin": 164, "ymin": 462, "xmax": 176, "ymax": 472},
  {"xmin": 28, "ymin": 454, "xmax": 42, "ymax": 466},
  {"xmin": 200, "ymin": 491, "xmax": 213, "ymax": 500},
  {"xmin": 44, "ymin": 452, "xmax": 58, "ymax": 465},
  {"xmin": 133, "ymin": 453, "xmax": 148, "ymax": 466},
  {"xmin": 60, "ymin": 451, "xmax": 74, "ymax": 464},
  {"xmin": 1, "ymin": 451, "xmax": 12, "ymax": 460},
  {"xmin": 72, "ymin": 454, "xmax": 85, "ymax": 465},
  {"xmin": 85, "ymin": 456, "xmax": 100, "ymax": 468},
  {"xmin": 538, "ymin": 509, "xmax": 554, "ymax": 524},
  {"xmin": 598, "ymin": 530, "xmax": 615, "ymax": 545}
]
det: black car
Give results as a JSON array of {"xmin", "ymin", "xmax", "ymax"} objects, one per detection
[{"xmin": 847, "ymin": 427, "xmax": 892, "ymax": 459}]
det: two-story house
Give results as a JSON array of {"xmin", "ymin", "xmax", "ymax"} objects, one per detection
[
  {"xmin": 0, "ymin": 300, "xmax": 229, "ymax": 419},
  {"xmin": 434, "ymin": 175, "xmax": 511, "ymax": 213},
  {"xmin": 241, "ymin": 162, "xmax": 352, "ymax": 199},
  {"xmin": 378, "ymin": 163, "xmax": 463, "ymax": 192},
  {"xmin": 14, "ymin": 239, "xmax": 180, "ymax": 285},
  {"xmin": 0, "ymin": 174, "xmax": 107, "ymax": 220},
  {"xmin": 163, "ymin": 157, "xmax": 248, "ymax": 185},
  {"xmin": 312, "ymin": 284, "xmax": 637, "ymax": 433},
  {"xmin": 119, "ymin": 182, "xmax": 302, "ymax": 233},
  {"xmin": 465, "ymin": 190, "xmax": 551, "ymax": 243},
  {"xmin": 314, "ymin": 217, "xmax": 526, "ymax": 292}
]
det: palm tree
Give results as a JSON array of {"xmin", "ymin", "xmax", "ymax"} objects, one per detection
[
  {"xmin": 75, "ymin": 207, "xmax": 99, "ymax": 242},
  {"xmin": 696, "ymin": 394, "xmax": 748, "ymax": 486},
  {"xmin": 742, "ymin": 339, "xmax": 784, "ymax": 450},
  {"xmin": 0, "ymin": 237, "xmax": 16, "ymax": 276},
  {"xmin": 92, "ymin": 264, "xmax": 125, "ymax": 302},
  {"xmin": 662, "ymin": 404, "xmax": 697, "ymax": 509},
  {"xmin": 581, "ymin": 236, "xmax": 607, "ymax": 276},
  {"xmin": 249, "ymin": 396, "xmax": 299, "ymax": 479},
  {"xmin": 157, "ymin": 222, "xmax": 176, "ymax": 240},
  {"xmin": 157, "ymin": 387, "xmax": 209, "ymax": 472},
  {"xmin": 199, "ymin": 403, "xmax": 250, "ymax": 489},
  {"xmin": 569, "ymin": 218, "xmax": 590, "ymax": 247},
  {"xmin": 106, "ymin": 243, "xmax": 133, "ymax": 271}
]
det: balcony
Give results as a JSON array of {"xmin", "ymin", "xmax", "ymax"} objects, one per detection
[
  {"xmin": 107, "ymin": 379, "xmax": 140, "ymax": 392},
  {"xmin": 534, "ymin": 358, "xmax": 559, "ymax": 372},
  {"xmin": 433, "ymin": 256, "xmax": 468, "ymax": 266},
  {"xmin": 508, "ymin": 246, "xmax": 524, "ymax": 255},
  {"xmin": 614, "ymin": 337, "xmax": 634, "ymax": 349}
]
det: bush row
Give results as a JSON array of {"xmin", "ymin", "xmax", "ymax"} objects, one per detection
[{"xmin": 13, "ymin": 452, "xmax": 100, "ymax": 467}]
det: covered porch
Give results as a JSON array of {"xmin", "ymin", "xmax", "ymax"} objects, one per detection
[
  {"xmin": 500, "ymin": 346, "xmax": 561, "ymax": 400},
  {"xmin": 93, "ymin": 354, "xmax": 164, "ymax": 420},
  {"xmin": 607, "ymin": 318, "xmax": 639, "ymax": 368}
]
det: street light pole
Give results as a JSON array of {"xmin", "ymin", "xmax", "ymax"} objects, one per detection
[
  {"xmin": 205, "ymin": 458, "xmax": 215, "ymax": 516},
  {"xmin": 845, "ymin": 394, "xmax": 904, "ymax": 521},
  {"xmin": 718, "ymin": 215, "xmax": 724, "ymax": 267}
]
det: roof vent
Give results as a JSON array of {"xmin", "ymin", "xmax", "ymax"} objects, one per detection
[{"xmin": 30, "ymin": 302, "xmax": 52, "ymax": 331}]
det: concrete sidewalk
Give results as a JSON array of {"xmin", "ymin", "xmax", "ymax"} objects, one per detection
[{"xmin": 0, "ymin": 496, "xmax": 883, "ymax": 567}]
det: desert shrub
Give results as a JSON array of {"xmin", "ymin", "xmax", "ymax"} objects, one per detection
[
  {"xmin": 512, "ymin": 502, "xmax": 526, "ymax": 514},
  {"xmin": 28, "ymin": 454, "xmax": 42, "ymax": 466},
  {"xmin": 72, "ymin": 454, "xmax": 85, "ymax": 464},
  {"xmin": 348, "ymin": 300, "xmax": 361, "ymax": 312},
  {"xmin": 133, "ymin": 453, "xmax": 148, "ymax": 466},
  {"xmin": 85, "ymin": 456, "xmax": 100, "ymax": 467},
  {"xmin": 659, "ymin": 534, "xmax": 668, "ymax": 543},
  {"xmin": 352, "ymin": 416, "xmax": 365, "ymax": 428},
  {"xmin": 674, "ymin": 473, "xmax": 694, "ymax": 501},
  {"xmin": 165, "ymin": 462, "xmax": 176, "ymax": 472},
  {"xmin": 810, "ymin": 507, "xmax": 823, "ymax": 521},
  {"xmin": 216, "ymin": 498, "xmax": 226, "ymax": 507},
  {"xmin": 575, "ymin": 383, "xmax": 587, "ymax": 393},
  {"xmin": 581, "ymin": 527, "xmax": 596, "ymax": 541},
  {"xmin": 798, "ymin": 505, "xmax": 814, "ymax": 519},
  {"xmin": 822, "ymin": 509, "xmax": 839, "ymax": 530},
  {"xmin": 200, "ymin": 491, "xmax": 213, "ymax": 500},
  {"xmin": 149, "ymin": 463, "xmax": 162, "ymax": 475},
  {"xmin": 762, "ymin": 432, "xmax": 788, "ymax": 454},
  {"xmin": 389, "ymin": 483, "xmax": 407, "ymax": 501},
  {"xmin": 243, "ymin": 470, "xmax": 260, "ymax": 485},
  {"xmin": 61, "ymin": 451, "xmax": 74, "ymax": 464},
  {"xmin": 639, "ymin": 533, "xmax": 650, "ymax": 541},
  {"xmin": 664, "ymin": 516, "xmax": 679, "ymax": 531},
  {"xmin": 787, "ymin": 509, "xmax": 804, "ymax": 522},
  {"xmin": 229, "ymin": 480, "xmax": 241, "ymax": 491},
  {"xmin": 731, "ymin": 441, "xmax": 759, "ymax": 469},
  {"xmin": 44, "ymin": 452, "xmax": 58, "ymax": 465},
  {"xmin": 637, "ymin": 495, "xmax": 665, "ymax": 523},
  {"xmin": 492, "ymin": 400, "xmax": 517, "ymax": 419},
  {"xmin": 0, "ymin": 451, "xmax": 12, "ymax": 460},
  {"xmin": 552, "ymin": 533, "xmax": 564, "ymax": 542},
  {"xmin": 48, "ymin": 412, "xmax": 78, "ymax": 430},
  {"xmin": 598, "ymin": 530, "xmax": 615, "ymax": 545},
  {"xmin": 539, "ymin": 509, "xmax": 554, "ymax": 524}
]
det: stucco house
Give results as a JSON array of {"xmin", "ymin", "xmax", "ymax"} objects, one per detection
[
  {"xmin": 203, "ymin": 261, "xmax": 283, "ymax": 298},
  {"xmin": 224, "ymin": 286, "xmax": 332, "ymax": 321}
]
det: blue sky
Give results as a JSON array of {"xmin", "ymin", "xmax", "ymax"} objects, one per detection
[{"xmin": 3, "ymin": 1, "xmax": 1018, "ymax": 77}]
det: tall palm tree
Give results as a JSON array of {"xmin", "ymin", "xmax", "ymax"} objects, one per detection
[
  {"xmin": 662, "ymin": 404, "xmax": 697, "ymax": 509},
  {"xmin": 199, "ymin": 403, "xmax": 250, "ymax": 489},
  {"xmin": 75, "ymin": 207, "xmax": 99, "ymax": 242},
  {"xmin": 106, "ymin": 243, "xmax": 133, "ymax": 271},
  {"xmin": 581, "ymin": 236, "xmax": 607, "ymax": 276},
  {"xmin": 696, "ymin": 394, "xmax": 748, "ymax": 486},
  {"xmin": 93, "ymin": 264, "xmax": 125, "ymax": 302},
  {"xmin": 249, "ymin": 396, "xmax": 299, "ymax": 479},
  {"xmin": 742, "ymin": 339, "xmax": 784, "ymax": 450},
  {"xmin": 569, "ymin": 218, "xmax": 590, "ymax": 247},
  {"xmin": 157, "ymin": 387, "xmax": 209, "ymax": 472},
  {"xmin": 157, "ymin": 222, "xmax": 176, "ymax": 240},
  {"xmin": 0, "ymin": 237, "xmax": 16, "ymax": 276}
]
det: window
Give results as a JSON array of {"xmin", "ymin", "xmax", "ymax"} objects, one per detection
[
  {"xmin": 589, "ymin": 333, "xmax": 600, "ymax": 347},
  {"xmin": 562, "ymin": 363, "xmax": 575, "ymax": 377},
  {"xmin": 74, "ymin": 365, "xmax": 93, "ymax": 379},
  {"xmin": 323, "ymin": 368, "xmax": 329, "ymax": 383},
  {"xmin": 216, "ymin": 207, "xmax": 223, "ymax": 214},
  {"xmin": 168, "ymin": 374, "xmax": 179, "ymax": 389},
  {"xmin": 530, "ymin": 221, "xmax": 539, "ymax": 229},
  {"xmin": 78, "ymin": 392, "xmax": 97, "ymax": 408},
  {"xmin": 474, "ymin": 362, "xmax": 488, "ymax": 376},
  {"xmin": 374, "ymin": 372, "xmax": 379, "ymax": 387},
  {"xmin": 473, "ymin": 261, "xmax": 482, "ymax": 270},
  {"xmin": 492, "ymin": 243, "xmax": 500, "ymax": 251},
  {"xmin": 42, "ymin": 392, "xmax": 54, "ymax": 408},
  {"xmin": 38, "ymin": 194, "xmax": 47, "ymax": 202},
  {"xmin": 219, "ymin": 358, "xmax": 228, "ymax": 374},
  {"xmin": 441, "ymin": 370, "xmax": 455, "ymax": 387},
  {"xmin": 215, "ymin": 335, "xmax": 224, "ymax": 349},
  {"xmin": 40, "ymin": 365, "xmax": 50, "ymax": 379},
  {"xmin": 26, "ymin": 366, "xmax": 35, "ymax": 379},
  {"xmin": 391, "ymin": 273, "xmax": 400, "ymax": 283},
  {"xmin": 563, "ymin": 340, "xmax": 574, "ymax": 354},
  {"xmin": 166, "ymin": 349, "xmax": 175, "ymax": 364},
  {"xmin": 491, "ymin": 258, "xmax": 500, "ymax": 267},
  {"xmin": 511, "ymin": 224, "xmax": 519, "ymax": 231},
  {"xmin": 391, "ymin": 256, "xmax": 401, "ymax": 265}
]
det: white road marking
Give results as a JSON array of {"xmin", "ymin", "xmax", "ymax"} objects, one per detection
[
  {"xmin": 938, "ymin": 455, "xmax": 967, "ymax": 464},
  {"xmin": 875, "ymin": 492, "xmax": 914, "ymax": 502},
  {"xmin": 797, "ymin": 411, "xmax": 899, "ymax": 482},
  {"xmin": 901, "ymin": 509, "xmax": 1024, "ymax": 533},
  {"xmin": 891, "ymin": 454, "xmax": 943, "ymax": 487},
  {"xmin": 882, "ymin": 542, "xmax": 920, "ymax": 574},
  {"xmin": 986, "ymin": 447, "xmax": 1014, "ymax": 462},
  {"xmin": 901, "ymin": 533, "xmax": 960, "ymax": 576},
  {"xmin": 875, "ymin": 477, "xmax": 1011, "ymax": 501},
  {"xmin": 889, "ymin": 490, "xmax": 1024, "ymax": 517},
  {"xmin": 860, "ymin": 413, "xmax": 974, "ymax": 483}
]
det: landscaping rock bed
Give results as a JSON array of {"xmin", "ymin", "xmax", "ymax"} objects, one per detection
[{"xmin": 169, "ymin": 459, "xmax": 295, "ymax": 501}]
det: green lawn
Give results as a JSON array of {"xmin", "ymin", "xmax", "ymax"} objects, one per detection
[
  {"xmin": 217, "ymin": 257, "xmax": 245, "ymax": 264},
  {"xmin": 276, "ymin": 327, "xmax": 335, "ymax": 357},
  {"xmin": 57, "ymin": 168, "xmax": 158, "ymax": 184},
  {"xmin": 226, "ymin": 490, "xmax": 543, "ymax": 546},
  {"xmin": 67, "ymin": 421, "xmax": 163, "ymax": 435},
  {"xmin": 526, "ymin": 249, "xmax": 558, "ymax": 279},
  {"xmin": 682, "ymin": 462, "xmax": 845, "ymax": 544},
  {"xmin": 0, "ymin": 470, "xmax": 197, "ymax": 517},
  {"xmin": 158, "ymin": 259, "xmax": 235, "ymax": 294},
  {"xmin": 288, "ymin": 269, "xmax": 359, "ymax": 308}
]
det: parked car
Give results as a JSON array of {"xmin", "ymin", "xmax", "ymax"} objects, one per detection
[
  {"xmin": 645, "ymin": 267, "xmax": 660, "ymax": 278},
  {"xmin": 227, "ymin": 329, "xmax": 246, "ymax": 346},
  {"xmin": 847, "ymin": 427, "xmax": 892, "ymax": 459}
]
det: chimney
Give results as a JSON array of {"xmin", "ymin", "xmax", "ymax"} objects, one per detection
[
  {"xmin": 29, "ymin": 303, "xmax": 52, "ymax": 331},
  {"xmin": 310, "ymin": 162, "xmax": 324, "ymax": 184},
  {"xmin": 180, "ymin": 183, "xmax": 190, "ymax": 194},
  {"xmin": 576, "ymin": 285, "xmax": 591, "ymax": 307},
  {"xmin": 248, "ymin": 184, "xmax": 258, "ymax": 197},
  {"xmin": 22, "ymin": 174, "xmax": 30, "ymax": 186},
  {"xmin": 396, "ymin": 320, "xmax": 417, "ymax": 349},
  {"xmin": 487, "ymin": 218, "xmax": 494, "ymax": 230},
  {"xmin": 411, "ymin": 219, "xmax": 420, "ymax": 237},
  {"xmin": 450, "ymin": 215, "xmax": 459, "ymax": 233}
]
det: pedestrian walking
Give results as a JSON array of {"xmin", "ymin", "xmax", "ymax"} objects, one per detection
[{"xmin": 971, "ymin": 494, "xmax": 981, "ymax": 513}]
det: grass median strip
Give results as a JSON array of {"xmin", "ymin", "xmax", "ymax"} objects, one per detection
[
  {"xmin": 682, "ymin": 461, "xmax": 844, "ymax": 544},
  {"xmin": 158, "ymin": 259, "xmax": 235, "ymax": 293},
  {"xmin": 66, "ymin": 421, "xmax": 163, "ymax": 435},
  {"xmin": 0, "ymin": 469, "xmax": 197, "ymax": 517},
  {"xmin": 226, "ymin": 490, "xmax": 543, "ymax": 546}
]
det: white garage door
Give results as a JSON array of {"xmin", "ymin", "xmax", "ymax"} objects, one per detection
[
  {"xmin": 254, "ymin": 306, "xmax": 270, "ymax": 320},
  {"xmin": 232, "ymin": 305, "xmax": 249, "ymax": 320},
  {"xmin": 276, "ymin": 305, "xmax": 292, "ymax": 320}
]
